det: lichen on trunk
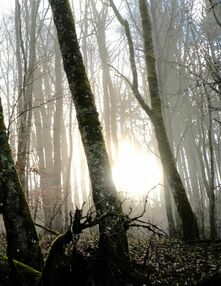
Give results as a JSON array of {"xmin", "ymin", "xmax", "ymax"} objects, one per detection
[
  {"xmin": 49, "ymin": 0, "xmax": 129, "ymax": 283},
  {"xmin": 0, "ymin": 97, "xmax": 43, "ymax": 270},
  {"xmin": 109, "ymin": 0, "xmax": 199, "ymax": 241},
  {"xmin": 138, "ymin": 0, "xmax": 199, "ymax": 241}
]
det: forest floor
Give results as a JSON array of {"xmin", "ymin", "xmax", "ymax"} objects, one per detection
[{"xmin": 0, "ymin": 233, "xmax": 221, "ymax": 285}]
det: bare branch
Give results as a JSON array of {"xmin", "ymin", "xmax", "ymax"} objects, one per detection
[
  {"xmin": 208, "ymin": 0, "xmax": 221, "ymax": 28},
  {"xmin": 35, "ymin": 223, "xmax": 59, "ymax": 236},
  {"xmin": 109, "ymin": 0, "xmax": 153, "ymax": 119}
]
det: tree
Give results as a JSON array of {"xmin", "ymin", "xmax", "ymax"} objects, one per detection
[
  {"xmin": 109, "ymin": 0, "xmax": 199, "ymax": 241},
  {"xmin": 49, "ymin": 0, "xmax": 129, "ymax": 283},
  {"xmin": 90, "ymin": 0, "xmax": 118, "ymax": 159},
  {"xmin": 139, "ymin": 0, "xmax": 200, "ymax": 241},
  {"xmin": 32, "ymin": 25, "xmax": 66, "ymax": 230},
  {"xmin": 0, "ymin": 97, "xmax": 43, "ymax": 270},
  {"xmin": 15, "ymin": 0, "xmax": 40, "ymax": 193}
]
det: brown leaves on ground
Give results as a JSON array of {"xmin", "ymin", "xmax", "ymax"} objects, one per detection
[
  {"xmin": 129, "ymin": 237, "xmax": 221, "ymax": 285},
  {"xmin": 0, "ymin": 233, "xmax": 221, "ymax": 285}
]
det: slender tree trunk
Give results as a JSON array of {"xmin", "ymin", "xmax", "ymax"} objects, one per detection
[
  {"xmin": 52, "ymin": 42, "xmax": 64, "ymax": 231},
  {"xmin": 0, "ymin": 97, "xmax": 43, "ymax": 270},
  {"xmin": 138, "ymin": 0, "xmax": 199, "ymax": 241},
  {"xmin": 16, "ymin": 0, "xmax": 40, "ymax": 193},
  {"xmin": 91, "ymin": 1, "xmax": 118, "ymax": 159},
  {"xmin": 109, "ymin": 0, "xmax": 198, "ymax": 241},
  {"xmin": 206, "ymin": 92, "xmax": 217, "ymax": 240},
  {"xmin": 49, "ymin": 0, "xmax": 129, "ymax": 283},
  {"xmin": 62, "ymin": 100, "xmax": 74, "ymax": 229},
  {"xmin": 33, "ymin": 64, "xmax": 56, "ymax": 230}
]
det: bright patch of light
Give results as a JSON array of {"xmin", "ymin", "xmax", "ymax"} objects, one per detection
[
  {"xmin": 112, "ymin": 140, "xmax": 162, "ymax": 200},
  {"xmin": 95, "ymin": 0, "xmax": 103, "ymax": 11},
  {"xmin": 0, "ymin": 0, "xmax": 14, "ymax": 17},
  {"xmin": 192, "ymin": 0, "xmax": 205, "ymax": 22}
]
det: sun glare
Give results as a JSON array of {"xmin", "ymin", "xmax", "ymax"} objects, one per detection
[{"xmin": 112, "ymin": 140, "xmax": 162, "ymax": 200}]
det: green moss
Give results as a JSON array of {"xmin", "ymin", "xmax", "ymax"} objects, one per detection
[
  {"xmin": 41, "ymin": 230, "xmax": 72, "ymax": 286},
  {"xmin": 0, "ymin": 98, "xmax": 43, "ymax": 269},
  {"xmin": 1, "ymin": 256, "xmax": 41, "ymax": 285},
  {"xmin": 14, "ymin": 260, "xmax": 41, "ymax": 281}
]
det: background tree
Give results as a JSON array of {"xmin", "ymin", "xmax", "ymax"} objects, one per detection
[
  {"xmin": 109, "ymin": 0, "xmax": 199, "ymax": 241},
  {"xmin": 1, "ymin": 0, "xmax": 221, "ymax": 242},
  {"xmin": 15, "ymin": 0, "xmax": 40, "ymax": 193}
]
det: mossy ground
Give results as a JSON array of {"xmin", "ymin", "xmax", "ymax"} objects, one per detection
[{"xmin": 0, "ymin": 233, "xmax": 221, "ymax": 285}]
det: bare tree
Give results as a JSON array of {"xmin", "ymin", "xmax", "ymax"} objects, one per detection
[
  {"xmin": 109, "ymin": 0, "xmax": 199, "ymax": 241},
  {"xmin": 49, "ymin": 0, "xmax": 129, "ymax": 283},
  {"xmin": 15, "ymin": 0, "xmax": 40, "ymax": 193}
]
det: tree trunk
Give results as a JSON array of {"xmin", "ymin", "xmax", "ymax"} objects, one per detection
[
  {"xmin": 0, "ymin": 257, "xmax": 41, "ymax": 286},
  {"xmin": 164, "ymin": 176, "xmax": 176, "ymax": 237},
  {"xmin": 52, "ymin": 42, "xmax": 64, "ymax": 231},
  {"xmin": 62, "ymin": 100, "xmax": 74, "ymax": 229},
  {"xmin": 49, "ymin": 0, "xmax": 129, "ymax": 283},
  {"xmin": 206, "ymin": 92, "xmax": 217, "ymax": 240},
  {"xmin": 0, "ymin": 98, "xmax": 43, "ymax": 270},
  {"xmin": 16, "ymin": 0, "xmax": 40, "ymax": 193},
  {"xmin": 138, "ymin": 0, "xmax": 199, "ymax": 241},
  {"xmin": 90, "ymin": 0, "xmax": 118, "ymax": 159},
  {"xmin": 32, "ymin": 65, "xmax": 55, "ymax": 230}
]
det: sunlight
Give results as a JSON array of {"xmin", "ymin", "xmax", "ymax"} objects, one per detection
[
  {"xmin": 112, "ymin": 140, "xmax": 163, "ymax": 200},
  {"xmin": 0, "ymin": 0, "xmax": 14, "ymax": 16}
]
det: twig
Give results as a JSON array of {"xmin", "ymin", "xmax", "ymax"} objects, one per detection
[{"xmin": 34, "ymin": 223, "xmax": 59, "ymax": 235}]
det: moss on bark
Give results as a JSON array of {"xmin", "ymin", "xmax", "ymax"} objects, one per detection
[
  {"xmin": 0, "ymin": 256, "xmax": 41, "ymax": 286},
  {"xmin": 0, "ymin": 98, "xmax": 43, "ymax": 270},
  {"xmin": 138, "ymin": 0, "xmax": 199, "ymax": 241},
  {"xmin": 49, "ymin": 0, "xmax": 129, "ymax": 282}
]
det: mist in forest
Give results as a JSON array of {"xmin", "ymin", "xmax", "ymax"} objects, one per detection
[{"xmin": 0, "ymin": 0, "xmax": 220, "ymax": 242}]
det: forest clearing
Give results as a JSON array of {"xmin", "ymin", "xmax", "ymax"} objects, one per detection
[{"xmin": 0, "ymin": 0, "xmax": 221, "ymax": 285}]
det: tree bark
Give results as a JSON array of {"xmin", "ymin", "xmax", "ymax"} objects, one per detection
[
  {"xmin": 0, "ymin": 257, "xmax": 41, "ymax": 286},
  {"xmin": 206, "ymin": 92, "xmax": 217, "ymax": 240},
  {"xmin": 49, "ymin": 0, "xmax": 129, "ymax": 283},
  {"xmin": 138, "ymin": 0, "xmax": 199, "ymax": 241},
  {"xmin": 109, "ymin": 0, "xmax": 198, "ymax": 241},
  {"xmin": 0, "ymin": 98, "xmax": 43, "ymax": 270}
]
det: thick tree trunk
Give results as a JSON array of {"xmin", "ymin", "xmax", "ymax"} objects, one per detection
[
  {"xmin": 164, "ymin": 176, "xmax": 176, "ymax": 237},
  {"xmin": 0, "ymin": 98, "xmax": 43, "ymax": 270},
  {"xmin": 0, "ymin": 257, "xmax": 41, "ymax": 286},
  {"xmin": 49, "ymin": 0, "xmax": 129, "ymax": 283}
]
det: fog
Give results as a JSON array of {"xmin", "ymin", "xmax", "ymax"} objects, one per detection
[{"xmin": 0, "ymin": 0, "xmax": 220, "ymax": 240}]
